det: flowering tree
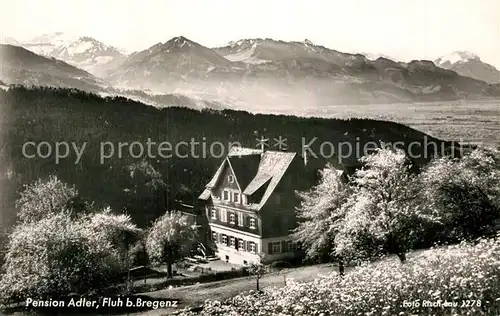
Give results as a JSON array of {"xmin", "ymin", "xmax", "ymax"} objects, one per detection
[
  {"xmin": 0, "ymin": 177, "xmax": 141, "ymax": 303},
  {"xmin": 86, "ymin": 208, "xmax": 143, "ymax": 292},
  {"xmin": 15, "ymin": 175, "xmax": 86, "ymax": 223},
  {"xmin": 87, "ymin": 207, "xmax": 142, "ymax": 251},
  {"xmin": 420, "ymin": 146, "xmax": 500, "ymax": 242},
  {"xmin": 334, "ymin": 148, "xmax": 438, "ymax": 263},
  {"xmin": 145, "ymin": 211, "xmax": 198, "ymax": 278},
  {"xmin": 246, "ymin": 253, "xmax": 269, "ymax": 291},
  {"xmin": 0, "ymin": 212, "xmax": 124, "ymax": 302},
  {"xmin": 292, "ymin": 165, "xmax": 351, "ymax": 272}
]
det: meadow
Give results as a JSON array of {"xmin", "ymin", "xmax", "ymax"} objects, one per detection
[
  {"xmin": 237, "ymin": 100, "xmax": 500, "ymax": 146},
  {"xmin": 176, "ymin": 235, "xmax": 500, "ymax": 316}
]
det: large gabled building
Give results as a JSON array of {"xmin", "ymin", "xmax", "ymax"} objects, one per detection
[{"xmin": 198, "ymin": 146, "xmax": 326, "ymax": 265}]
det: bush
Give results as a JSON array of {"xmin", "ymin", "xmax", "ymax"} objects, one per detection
[
  {"xmin": 0, "ymin": 213, "xmax": 125, "ymax": 303},
  {"xmin": 177, "ymin": 235, "xmax": 500, "ymax": 316}
]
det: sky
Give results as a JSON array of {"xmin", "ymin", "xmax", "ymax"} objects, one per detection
[{"xmin": 1, "ymin": 0, "xmax": 500, "ymax": 68}]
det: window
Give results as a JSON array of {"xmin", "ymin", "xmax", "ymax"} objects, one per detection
[
  {"xmin": 287, "ymin": 241, "xmax": 298, "ymax": 252},
  {"xmin": 238, "ymin": 239, "xmax": 245, "ymax": 251},
  {"xmin": 249, "ymin": 242, "xmax": 256, "ymax": 253},
  {"xmin": 233, "ymin": 192, "xmax": 240, "ymax": 203},
  {"xmin": 212, "ymin": 232, "xmax": 217, "ymax": 242},
  {"xmin": 272, "ymin": 242, "xmax": 281, "ymax": 254},
  {"xmin": 221, "ymin": 209, "xmax": 227, "ymax": 222},
  {"xmin": 238, "ymin": 213, "xmax": 244, "ymax": 227},
  {"xmin": 229, "ymin": 213, "xmax": 236, "ymax": 224},
  {"xmin": 223, "ymin": 190, "xmax": 230, "ymax": 201},
  {"xmin": 221, "ymin": 235, "xmax": 227, "ymax": 245},
  {"xmin": 211, "ymin": 209, "xmax": 217, "ymax": 220},
  {"xmin": 249, "ymin": 218, "xmax": 256, "ymax": 229},
  {"xmin": 230, "ymin": 237, "xmax": 236, "ymax": 248},
  {"xmin": 228, "ymin": 175, "xmax": 234, "ymax": 183}
]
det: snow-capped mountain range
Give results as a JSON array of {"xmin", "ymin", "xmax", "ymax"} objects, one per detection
[
  {"xmin": 0, "ymin": 44, "xmax": 110, "ymax": 92},
  {"xmin": 6, "ymin": 32, "xmax": 128, "ymax": 77},
  {"xmin": 1, "ymin": 33, "xmax": 500, "ymax": 106},
  {"xmin": 435, "ymin": 51, "xmax": 500, "ymax": 84},
  {"xmin": 435, "ymin": 51, "xmax": 480, "ymax": 66},
  {"xmin": 361, "ymin": 53, "xmax": 395, "ymax": 62}
]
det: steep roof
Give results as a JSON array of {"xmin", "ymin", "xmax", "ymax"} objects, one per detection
[
  {"xmin": 228, "ymin": 154, "xmax": 261, "ymax": 189},
  {"xmin": 198, "ymin": 147, "xmax": 297, "ymax": 211}
]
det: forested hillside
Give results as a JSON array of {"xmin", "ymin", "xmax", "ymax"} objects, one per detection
[{"xmin": 0, "ymin": 86, "xmax": 461, "ymax": 234}]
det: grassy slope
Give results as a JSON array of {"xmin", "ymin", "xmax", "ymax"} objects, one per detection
[
  {"xmin": 171, "ymin": 237, "xmax": 500, "ymax": 316},
  {"xmin": 130, "ymin": 252, "xmax": 424, "ymax": 315}
]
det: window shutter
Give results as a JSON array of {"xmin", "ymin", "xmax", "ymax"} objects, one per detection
[
  {"xmin": 241, "ymin": 239, "xmax": 246, "ymax": 251},
  {"xmin": 255, "ymin": 243, "xmax": 258, "ymax": 253},
  {"xmin": 268, "ymin": 242, "xmax": 273, "ymax": 255},
  {"xmin": 218, "ymin": 233, "xmax": 222, "ymax": 243},
  {"xmin": 216, "ymin": 208, "xmax": 220, "ymax": 220},
  {"xmin": 226, "ymin": 235, "xmax": 230, "ymax": 246},
  {"xmin": 247, "ymin": 241, "xmax": 251, "ymax": 251},
  {"xmin": 282, "ymin": 241, "xmax": 287, "ymax": 253}
]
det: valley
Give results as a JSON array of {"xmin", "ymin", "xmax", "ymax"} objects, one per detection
[{"xmin": 244, "ymin": 100, "xmax": 500, "ymax": 146}]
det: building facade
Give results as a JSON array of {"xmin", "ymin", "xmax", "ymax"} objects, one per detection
[{"xmin": 198, "ymin": 147, "xmax": 324, "ymax": 265}]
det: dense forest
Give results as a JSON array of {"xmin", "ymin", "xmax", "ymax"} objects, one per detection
[{"xmin": 0, "ymin": 86, "xmax": 462, "ymax": 236}]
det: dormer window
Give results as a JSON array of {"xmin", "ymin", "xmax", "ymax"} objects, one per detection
[
  {"xmin": 233, "ymin": 192, "xmax": 240, "ymax": 203},
  {"xmin": 223, "ymin": 190, "xmax": 230, "ymax": 201},
  {"xmin": 228, "ymin": 175, "xmax": 235, "ymax": 183}
]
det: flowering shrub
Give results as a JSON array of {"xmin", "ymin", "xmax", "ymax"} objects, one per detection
[
  {"xmin": 177, "ymin": 236, "xmax": 500, "ymax": 315},
  {"xmin": 0, "ymin": 176, "xmax": 142, "ymax": 304},
  {"xmin": 0, "ymin": 212, "xmax": 125, "ymax": 303},
  {"xmin": 420, "ymin": 146, "xmax": 500, "ymax": 242},
  {"xmin": 146, "ymin": 211, "xmax": 197, "ymax": 278},
  {"xmin": 15, "ymin": 175, "xmax": 80, "ymax": 223}
]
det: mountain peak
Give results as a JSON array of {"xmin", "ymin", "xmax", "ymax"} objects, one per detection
[
  {"xmin": 303, "ymin": 39, "xmax": 314, "ymax": 46},
  {"xmin": 435, "ymin": 50, "xmax": 499, "ymax": 84},
  {"xmin": 436, "ymin": 51, "xmax": 480, "ymax": 66},
  {"xmin": 165, "ymin": 36, "xmax": 194, "ymax": 49}
]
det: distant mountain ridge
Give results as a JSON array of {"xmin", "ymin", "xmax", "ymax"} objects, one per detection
[
  {"xmin": 7, "ymin": 32, "xmax": 127, "ymax": 77},
  {"xmin": 2, "ymin": 34, "xmax": 500, "ymax": 107},
  {"xmin": 435, "ymin": 51, "xmax": 500, "ymax": 84},
  {"xmin": 107, "ymin": 37, "xmax": 500, "ymax": 105},
  {"xmin": 0, "ymin": 44, "xmax": 109, "ymax": 93},
  {"xmin": 108, "ymin": 36, "xmax": 233, "ymax": 88}
]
